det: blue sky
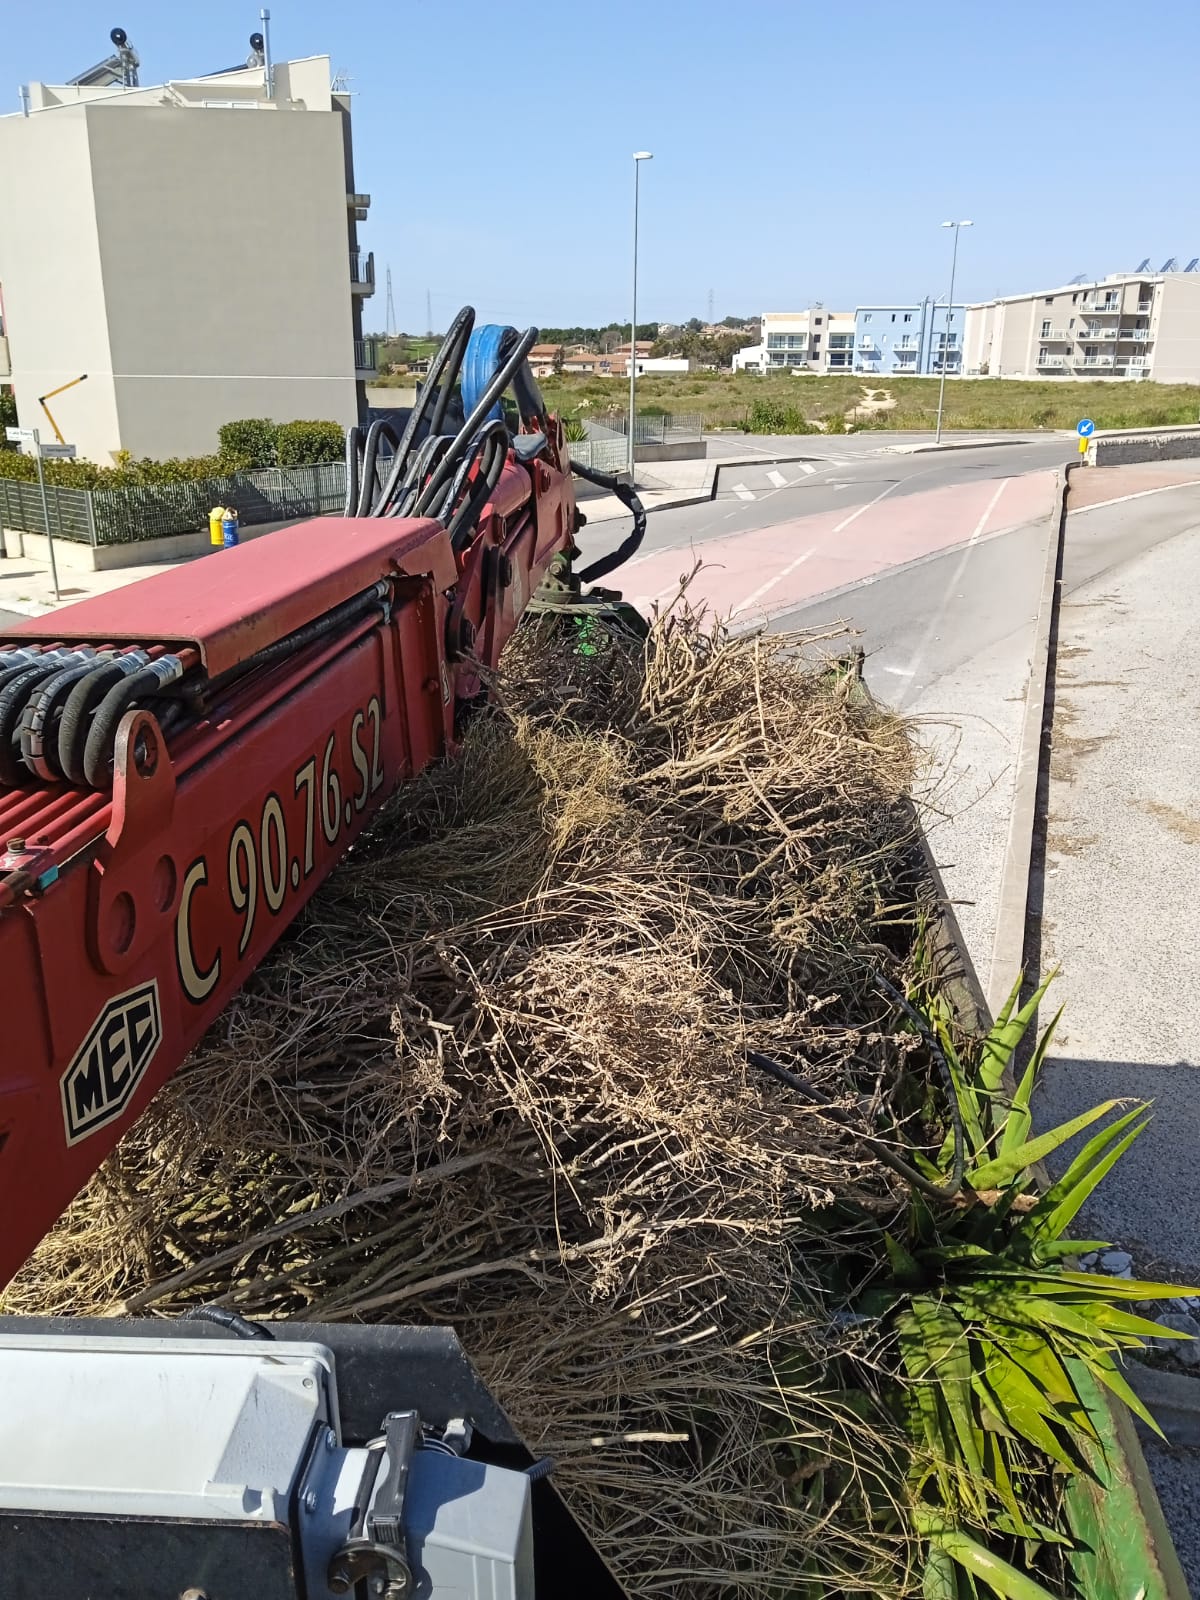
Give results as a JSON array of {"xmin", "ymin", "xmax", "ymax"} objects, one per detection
[{"xmin": 9, "ymin": 0, "xmax": 1200, "ymax": 333}]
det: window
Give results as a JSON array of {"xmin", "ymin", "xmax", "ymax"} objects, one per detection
[
  {"xmin": 814, "ymin": 315, "xmax": 823, "ymax": 325},
  {"xmin": 948, "ymin": 311, "xmax": 956, "ymax": 322},
  {"xmin": 900, "ymin": 335, "xmax": 914, "ymax": 349},
  {"xmin": 891, "ymin": 313, "xmax": 897, "ymax": 322},
  {"xmin": 811, "ymin": 335, "xmax": 821, "ymax": 346},
  {"xmin": 1069, "ymin": 317, "xmax": 1075, "ymax": 329},
  {"xmin": 863, "ymin": 312, "xmax": 872, "ymax": 323},
  {"xmin": 1041, "ymin": 320, "xmax": 1051, "ymax": 336},
  {"xmin": 903, "ymin": 312, "xmax": 913, "ymax": 323},
  {"xmin": 1045, "ymin": 297, "xmax": 1054, "ymax": 305}
]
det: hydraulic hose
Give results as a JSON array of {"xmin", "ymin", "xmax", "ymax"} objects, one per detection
[{"xmin": 571, "ymin": 460, "xmax": 647, "ymax": 584}]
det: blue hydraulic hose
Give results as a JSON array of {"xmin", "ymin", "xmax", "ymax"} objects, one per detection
[{"xmin": 462, "ymin": 325, "xmax": 510, "ymax": 423}]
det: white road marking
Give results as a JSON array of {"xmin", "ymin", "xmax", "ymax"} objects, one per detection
[
  {"xmin": 799, "ymin": 462, "xmax": 816, "ymax": 475},
  {"xmin": 732, "ymin": 547, "xmax": 816, "ymax": 615},
  {"xmin": 897, "ymin": 477, "xmax": 1010, "ymax": 691},
  {"xmin": 767, "ymin": 469, "xmax": 788, "ymax": 488},
  {"xmin": 884, "ymin": 665, "xmax": 915, "ymax": 676},
  {"xmin": 730, "ymin": 477, "xmax": 903, "ymax": 618},
  {"xmin": 732, "ymin": 483, "xmax": 756, "ymax": 501}
]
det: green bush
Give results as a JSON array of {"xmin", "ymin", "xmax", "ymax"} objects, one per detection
[
  {"xmin": 218, "ymin": 417, "xmax": 276, "ymax": 468},
  {"xmin": 0, "ymin": 449, "xmax": 237, "ymax": 490},
  {"xmin": 821, "ymin": 410, "xmax": 847, "ymax": 434},
  {"xmin": 746, "ymin": 398, "xmax": 814, "ymax": 435},
  {"xmin": 274, "ymin": 419, "xmax": 346, "ymax": 466}
]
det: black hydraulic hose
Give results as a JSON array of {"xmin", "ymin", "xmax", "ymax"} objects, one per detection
[
  {"xmin": 745, "ymin": 973, "xmax": 966, "ymax": 1204},
  {"xmin": 19, "ymin": 658, "xmax": 112, "ymax": 781},
  {"xmin": 57, "ymin": 652, "xmax": 151, "ymax": 786},
  {"xmin": 571, "ymin": 460, "xmax": 648, "ymax": 584},
  {"xmin": 414, "ymin": 326, "xmax": 539, "ymax": 518},
  {"xmin": 181, "ymin": 1305, "xmax": 274, "ymax": 1341},
  {"xmin": 446, "ymin": 428, "xmax": 509, "ymax": 552},
  {"xmin": 0, "ymin": 659, "xmax": 90, "ymax": 786},
  {"xmin": 196, "ymin": 581, "xmax": 392, "ymax": 712},
  {"xmin": 355, "ymin": 418, "xmax": 401, "ymax": 518},
  {"xmin": 82, "ymin": 656, "xmax": 187, "ymax": 790},
  {"xmin": 342, "ymin": 424, "xmax": 363, "ymax": 516},
  {"xmin": 371, "ymin": 308, "xmax": 476, "ymax": 518}
]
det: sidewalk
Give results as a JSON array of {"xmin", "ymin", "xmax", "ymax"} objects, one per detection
[{"xmin": 1031, "ymin": 498, "xmax": 1200, "ymax": 1586}]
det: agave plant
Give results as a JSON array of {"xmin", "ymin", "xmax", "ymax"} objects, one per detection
[{"xmin": 859, "ymin": 975, "xmax": 1197, "ymax": 1599}]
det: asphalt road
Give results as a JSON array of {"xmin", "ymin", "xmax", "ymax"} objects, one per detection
[
  {"xmin": 630, "ymin": 439, "xmax": 1070, "ymax": 561},
  {"xmin": 0, "ymin": 609, "xmax": 22, "ymax": 632}
]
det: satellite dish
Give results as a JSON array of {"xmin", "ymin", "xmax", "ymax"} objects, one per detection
[
  {"xmin": 110, "ymin": 26, "xmax": 127, "ymax": 47},
  {"xmin": 250, "ymin": 32, "xmax": 264, "ymax": 51}
]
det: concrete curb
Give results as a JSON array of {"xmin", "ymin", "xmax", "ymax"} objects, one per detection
[
  {"xmin": 1130, "ymin": 1364, "xmax": 1200, "ymax": 1446},
  {"xmin": 886, "ymin": 436, "xmax": 1051, "ymax": 456},
  {"xmin": 984, "ymin": 464, "xmax": 1070, "ymax": 1014}
]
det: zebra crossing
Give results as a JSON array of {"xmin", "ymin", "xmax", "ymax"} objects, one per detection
[{"xmin": 721, "ymin": 456, "xmax": 856, "ymax": 502}]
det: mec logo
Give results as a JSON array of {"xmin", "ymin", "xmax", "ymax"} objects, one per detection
[{"xmin": 60, "ymin": 982, "xmax": 163, "ymax": 1146}]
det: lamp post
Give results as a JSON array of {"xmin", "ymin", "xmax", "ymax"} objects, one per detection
[
  {"xmin": 628, "ymin": 151, "xmax": 653, "ymax": 477},
  {"xmin": 934, "ymin": 220, "xmax": 972, "ymax": 443}
]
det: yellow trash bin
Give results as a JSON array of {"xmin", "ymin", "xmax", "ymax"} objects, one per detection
[{"xmin": 209, "ymin": 506, "xmax": 227, "ymax": 547}]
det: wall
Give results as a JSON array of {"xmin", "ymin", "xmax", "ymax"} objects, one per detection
[
  {"xmin": 0, "ymin": 106, "xmax": 124, "ymax": 459},
  {"xmin": 1149, "ymin": 278, "xmax": 1200, "ymax": 384},
  {"xmin": 86, "ymin": 102, "xmax": 357, "ymax": 459}
]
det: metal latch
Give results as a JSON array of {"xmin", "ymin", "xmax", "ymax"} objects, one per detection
[{"xmin": 328, "ymin": 1410, "xmax": 419, "ymax": 1598}]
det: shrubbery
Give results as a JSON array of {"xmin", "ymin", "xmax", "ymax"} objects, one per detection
[{"xmin": 0, "ymin": 416, "xmax": 347, "ymax": 488}]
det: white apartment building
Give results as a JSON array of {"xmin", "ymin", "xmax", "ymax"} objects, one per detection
[
  {"xmin": 0, "ymin": 47, "xmax": 374, "ymax": 462},
  {"xmin": 964, "ymin": 272, "xmax": 1200, "ymax": 383}
]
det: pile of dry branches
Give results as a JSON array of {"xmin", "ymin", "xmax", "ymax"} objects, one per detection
[{"xmin": 9, "ymin": 611, "xmax": 927, "ymax": 1596}]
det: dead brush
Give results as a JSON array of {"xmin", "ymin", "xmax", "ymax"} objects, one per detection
[{"xmin": 8, "ymin": 609, "xmax": 928, "ymax": 1597}]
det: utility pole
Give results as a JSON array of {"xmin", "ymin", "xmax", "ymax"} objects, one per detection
[
  {"xmin": 707, "ymin": 287, "xmax": 714, "ymax": 322},
  {"xmin": 628, "ymin": 151, "xmax": 653, "ymax": 478},
  {"xmin": 385, "ymin": 268, "xmax": 397, "ymax": 339},
  {"xmin": 425, "ymin": 289, "xmax": 433, "ymax": 340},
  {"xmin": 935, "ymin": 220, "xmax": 973, "ymax": 443}
]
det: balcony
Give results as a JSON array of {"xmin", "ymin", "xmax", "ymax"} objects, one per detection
[
  {"xmin": 349, "ymin": 249, "xmax": 375, "ymax": 296},
  {"xmin": 354, "ymin": 337, "xmax": 378, "ymax": 378},
  {"xmin": 347, "ymin": 192, "xmax": 371, "ymax": 221},
  {"xmin": 1040, "ymin": 328, "xmax": 1072, "ymax": 340},
  {"xmin": 1037, "ymin": 353, "xmax": 1066, "ymax": 368},
  {"xmin": 1078, "ymin": 355, "xmax": 1115, "ymax": 367},
  {"xmin": 1121, "ymin": 329, "xmax": 1152, "ymax": 341},
  {"xmin": 1080, "ymin": 300, "xmax": 1122, "ymax": 314},
  {"xmin": 1081, "ymin": 327, "xmax": 1119, "ymax": 340},
  {"xmin": 1137, "ymin": 301, "xmax": 1154, "ymax": 313}
]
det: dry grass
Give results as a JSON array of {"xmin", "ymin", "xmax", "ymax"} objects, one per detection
[{"xmin": 8, "ymin": 611, "xmax": 932, "ymax": 1596}]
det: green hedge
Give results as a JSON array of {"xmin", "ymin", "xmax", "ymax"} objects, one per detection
[
  {"xmin": 275, "ymin": 420, "xmax": 345, "ymax": 465},
  {"xmin": 0, "ymin": 449, "xmax": 233, "ymax": 489},
  {"xmin": 217, "ymin": 417, "xmax": 276, "ymax": 468},
  {"xmin": 0, "ymin": 416, "xmax": 347, "ymax": 488},
  {"xmin": 218, "ymin": 417, "xmax": 346, "ymax": 468}
]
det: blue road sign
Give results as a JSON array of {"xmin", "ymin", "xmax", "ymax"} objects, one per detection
[{"xmin": 1077, "ymin": 418, "xmax": 1095, "ymax": 437}]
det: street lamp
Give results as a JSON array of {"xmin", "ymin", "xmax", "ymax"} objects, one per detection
[
  {"xmin": 934, "ymin": 220, "xmax": 972, "ymax": 443},
  {"xmin": 628, "ymin": 151, "xmax": 653, "ymax": 477}
]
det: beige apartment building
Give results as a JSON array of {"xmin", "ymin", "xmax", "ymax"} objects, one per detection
[
  {"xmin": 741, "ymin": 309, "xmax": 857, "ymax": 374},
  {"xmin": 0, "ymin": 52, "xmax": 373, "ymax": 462},
  {"xmin": 963, "ymin": 272, "xmax": 1200, "ymax": 382}
]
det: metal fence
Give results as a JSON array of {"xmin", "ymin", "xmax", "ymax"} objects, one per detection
[
  {"xmin": 567, "ymin": 438, "xmax": 628, "ymax": 474},
  {"xmin": 0, "ymin": 462, "xmax": 347, "ymax": 548},
  {"xmin": 595, "ymin": 410, "xmax": 705, "ymax": 443}
]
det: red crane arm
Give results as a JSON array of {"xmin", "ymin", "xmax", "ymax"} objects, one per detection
[{"xmin": 0, "ymin": 444, "xmax": 577, "ymax": 1287}]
